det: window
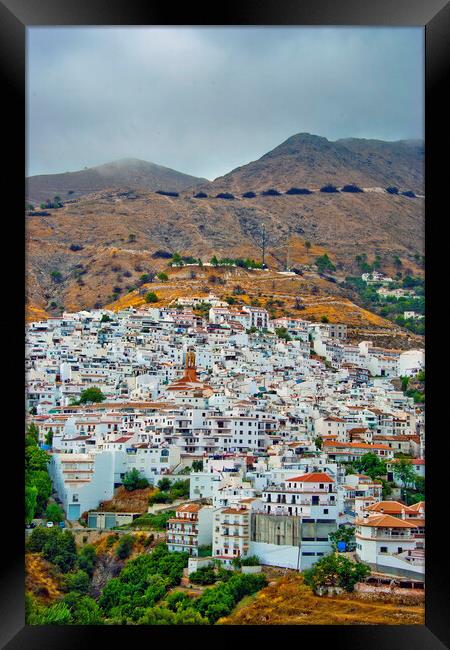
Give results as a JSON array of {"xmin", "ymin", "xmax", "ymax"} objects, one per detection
[{"xmin": 380, "ymin": 546, "xmax": 388, "ymax": 554}]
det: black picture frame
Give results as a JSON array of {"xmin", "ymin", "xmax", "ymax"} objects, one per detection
[{"xmin": 1, "ymin": 0, "xmax": 448, "ymax": 647}]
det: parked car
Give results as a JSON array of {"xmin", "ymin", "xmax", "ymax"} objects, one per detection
[{"xmin": 46, "ymin": 521, "xmax": 54, "ymax": 528}]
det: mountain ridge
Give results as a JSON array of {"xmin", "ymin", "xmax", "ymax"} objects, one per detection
[{"xmin": 26, "ymin": 158, "xmax": 209, "ymax": 205}]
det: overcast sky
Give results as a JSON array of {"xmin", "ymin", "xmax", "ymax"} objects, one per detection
[{"xmin": 26, "ymin": 27, "xmax": 424, "ymax": 180}]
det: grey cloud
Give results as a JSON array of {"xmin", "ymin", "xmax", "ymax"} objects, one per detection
[{"xmin": 26, "ymin": 27, "xmax": 424, "ymax": 180}]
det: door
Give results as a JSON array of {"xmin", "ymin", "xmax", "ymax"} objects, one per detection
[{"xmin": 68, "ymin": 503, "xmax": 80, "ymax": 520}]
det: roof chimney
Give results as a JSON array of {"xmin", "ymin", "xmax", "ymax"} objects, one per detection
[{"xmin": 401, "ymin": 508, "xmax": 406, "ymax": 520}]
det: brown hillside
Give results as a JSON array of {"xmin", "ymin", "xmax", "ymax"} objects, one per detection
[
  {"xmin": 200, "ymin": 133, "xmax": 423, "ymax": 194},
  {"xmin": 26, "ymin": 158, "xmax": 208, "ymax": 205},
  {"xmin": 218, "ymin": 575, "xmax": 424, "ymax": 626},
  {"xmin": 26, "ymin": 187, "xmax": 423, "ymax": 316}
]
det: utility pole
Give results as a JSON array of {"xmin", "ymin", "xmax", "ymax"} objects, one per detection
[{"xmin": 261, "ymin": 222, "xmax": 266, "ymax": 268}]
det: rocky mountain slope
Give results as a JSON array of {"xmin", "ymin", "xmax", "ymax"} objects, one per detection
[
  {"xmin": 26, "ymin": 158, "xmax": 208, "ymax": 205},
  {"xmin": 25, "ymin": 133, "xmax": 424, "ymax": 329},
  {"xmin": 197, "ymin": 133, "xmax": 423, "ymax": 194}
]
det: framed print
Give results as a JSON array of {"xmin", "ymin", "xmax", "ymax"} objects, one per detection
[{"xmin": 0, "ymin": 0, "xmax": 449, "ymax": 647}]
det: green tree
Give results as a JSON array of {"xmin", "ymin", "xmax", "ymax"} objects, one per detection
[
  {"xmin": 63, "ymin": 592, "xmax": 103, "ymax": 625},
  {"xmin": 315, "ymin": 254, "xmax": 336, "ymax": 273},
  {"xmin": 25, "ymin": 485, "xmax": 38, "ymax": 523},
  {"xmin": 26, "ymin": 422, "xmax": 39, "ymax": 445},
  {"xmin": 78, "ymin": 544, "xmax": 97, "ymax": 577},
  {"xmin": 45, "ymin": 430, "xmax": 53, "ymax": 447},
  {"xmin": 157, "ymin": 477, "xmax": 172, "ymax": 491},
  {"xmin": 144, "ymin": 292, "xmax": 158, "ymax": 303},
  {"xmin": 25, "ymin": 445, "xmax": 50, "ymax": 473},
  {"xmin": 393, "ymin": 459, "xmax": 417, "ymax": 498},
  {"xmin": 28, "ymin": 527, "xmax": 78, "ymax": 572},
  {"xmin": 27, "ymin": 470, "xmax": 52, "ymax": 515},
  {"xmin": 45, "ymin": 502, "xmax": 64, "ymax": 523},
  {"xmin": 192, "ymin": 459, "xmax": 203, "ymax": 472},
  {"xmin": 328, "ymin": 526, "xmax": 356, "ymax": 551},
  {"xmin": 400, "ymin": 375, "xmax": 410, "ymax": 392},
  {"xmin": 275, "ymin": 327, "xmax": 292, "ymax": 342},
  {"xmin": 189, "ymin": 566, "xmax": 217, "ymax": 585},
  {"xmin": 78, "ymin": 387, "xmax": 106, "ymax": 404},
  {"xmin": 157, "ymin": 272, "xmax": 168, "ymax": 281},
  {"xmin": 303, "ymin": 553, "xmax": 370, "ymax": 593},
  {"xmin": 353, "ymin": 452, "xmax": 387, "ymax": 481},
  {"xmin": 123, "ymin": 468, "xmax": 149, "ymax": 491},
  {"xmin": 116, "ymin": 534, "xmax": 134, "ymax": 559},
  {"xmin": 304, "ymin": 240, "xmax": 312, "ymax": 250},
  {"xmin": 210, "ymin": 255, "xmax": 219, "ymax": 267},
  {"xmin": 314, "ymin": 436, "xmax": 323, "ymax": 450},
  {"xmin": 64, "ymin": 570, "xmax": 90, "ymax": 594}
]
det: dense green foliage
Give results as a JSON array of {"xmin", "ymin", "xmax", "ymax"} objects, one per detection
[
  {"xmin": 122, "ymin": 468, "xmax": 150, "ymax": 491},
  {"xmin": 232, "ymin": 555, "xmax": 261, "ymax": 567},
  {"xmin": 25, "ymin": 426, "xmax": 52, "ymax": 521},
  {"xmin": 27, "ymin": 527, "xmax": 78, "ymax": 572},
  {"xmin": 129, "ymin": 510, "xmax": 175, "ymax": 530},
  {"xmin": 78, "ymin": 387, "xmax": 106, "ymax": 404},
  {"xmin": 210, "ymin": 255, "xmax": 263, "ymax": 269},
  {"xmin": 45, "ymin": 503, "xmax": 64, "ymax": 523},
  {"xmin": 115, "ymin": 535, "xmax": 135, "ymax": 559},
  {"xmin": 275, "ymin": 327, "xmax": 292, "ymax": 342},
  {"xmin": 351, "ymin": 452, "xmax": 387, "ymax": 481},
  {"xmin": 303, "ymin": 553, "xmax": 370, "ymax": 593},
  {"xmin": 192, "ymin": 573, "xmax": 267, "ymax": 623},
  {"xmin": 77, "ymin": 544, "xmax": 97, "ymax": 577},
  {"xmin": 189, "ymin": 566, "xmax": 218, "ymax": 585},
  {"xmin": 315, "ymin": 254, "xmax": 336, "ymax": 273},
  {"xmin": 98, "ymin": 543, "xmax": 188, "ymax": 622},
  {"xmin": 148, "ymin": 479, "xmax": 190, "ymax": 506},
  {"xmin": 344, "ymin": 274, "xmax": 424, "ymax": 335},
  {"xmin": 329, "ymin": 526, "xmax": 356, "ymax": 551}
]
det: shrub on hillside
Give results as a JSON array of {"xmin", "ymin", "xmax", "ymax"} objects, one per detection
[
  {"xmin": 151, "ymin": 250, "xmax": 172, "ymax": 259},
  {"xmin": 385, "ymin": 186, "xmax": 399, "ymax": 194},
  {"xmin": 194, "ymin": 192, "xmax": 208, "ymax": 198},
  {"xmin": 401, "ymin": 190, "xmax": 416, "ymax": 198},
  {"xmin": 341, "ymin": 184, "xmax": 363, "ymax": 193},
  {"xmin": 123, "ymin": 468, "xmax": 149, "ymax": 491},
  {"xmin": 242, "ymin": 191, "xmax": 256, "ymax": 198},
  {"xmin": 155, "ymin": 190, "xmax": 179, "ymax": 197},
  {"xmin": 215, "ymin": 193, "xmax": 235, "ymax": 200},
  {"xmin": 320, "ymin": 184, "xmax": 339, "ymax": 193},
  {"xmin": 115, "ymin": 534, "xmax": 134, "ymax": 560},
  {"xmin": 286, "ymin": 187, "xmax": 312, "ymax": 195},
  {"xmin": 189, "ymin": 566, "xmax": 217, "ymax": 585},
  {"xmin": 261, "ymin": 188, "xmax": 281, "ymax": 196}
]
